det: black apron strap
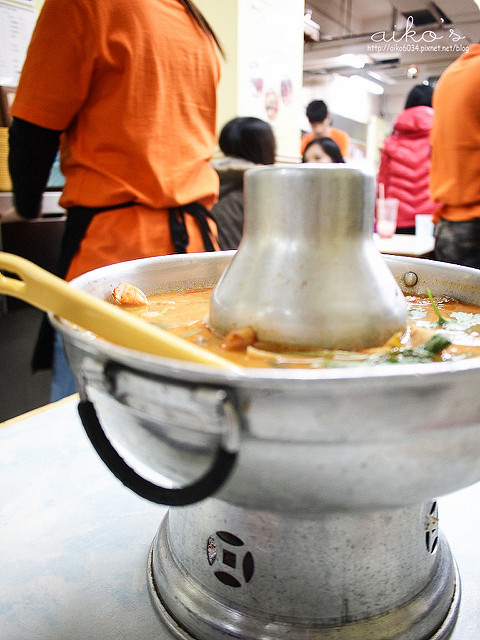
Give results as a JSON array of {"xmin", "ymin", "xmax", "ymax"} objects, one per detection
[
  {"xmin": 169, "ymin": 202, "xmax": 217, "ymax": 253},
  {"xmin": 58, "ymin": 201, "xmax": 136, "ymax": 278}
]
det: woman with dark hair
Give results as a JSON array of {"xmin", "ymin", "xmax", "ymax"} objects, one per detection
[
  {"xmin": 377, "ymin": 83, "xmax": 438, "ymax": 234},
  {"xmin": 405, "ymin": 84, "xmax": 434, "ymax": 109},
  {"xmin": 217, "ymin": 116, "xmax": 276, "ymax": 165},
  {"xmin": 6, "ymin": 0, "xmax": 224, "ymax": 400},
  {"xmin": 211, "ymin": 117, "xmax": 276, "ymax": 250},
  {"xmin": 302, "ymin": 137, "xmax": 345, "ymax": 164}
]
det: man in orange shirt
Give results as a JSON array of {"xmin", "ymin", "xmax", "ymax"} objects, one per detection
[
  {"xmin": 6, "ymin": 0, "xmax": 223, "ymax": 398},
  {"xmin": 430, "ymin": 44, "xmax": 480, "ymax": 268},
  {"xmin": 300, "ymin": 100, "xmax": 350, "ymax": 159}
]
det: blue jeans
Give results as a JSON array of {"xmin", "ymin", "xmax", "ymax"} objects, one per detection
[{"xmin": 51, "ymin": 331, "xmax": 77, "ymax": 402}]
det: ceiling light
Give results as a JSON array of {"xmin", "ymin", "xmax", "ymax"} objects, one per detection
[
  {"xmin": 337, "ymin": 54, "xmax": 370, "ymax": 69},
  {"xmin": 304, "ymin": 9, "xmax": 320, "ymax": 42},
  {"xmin": 350, "ymin": 75, "xmax": 384, "ymax": 95},
  {"xmin": 366, "ymin": 70, "xmax": 396, "ymax": 86},
  {"xmin": 407, "ymin": 65, "xmax": 418, "ymax": 78}
]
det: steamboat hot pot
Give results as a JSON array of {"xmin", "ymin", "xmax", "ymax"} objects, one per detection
[{"xmin": 49, "ymin": 165, "xmax": 480, "ymax": 640}]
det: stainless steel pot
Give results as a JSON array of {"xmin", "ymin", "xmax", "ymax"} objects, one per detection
[
  {"xmin": 52, "ymin": 251, "xmax": 480, "ymax": 640},
  {"xmin": 55, "ymin": 251, "xmax": 480, "ymax": 512},
  {"xmin": 51, "ymin": 162, "xmax": 480, "ymax": 640}
]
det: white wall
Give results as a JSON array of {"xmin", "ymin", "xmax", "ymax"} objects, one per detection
[
  {"xmin": 197, "ymin": 0, "xmax": 305, "ymax": 163},
  {"xmin": 302, "ymin": 74, "xmax": 381, "ymax": 128}
]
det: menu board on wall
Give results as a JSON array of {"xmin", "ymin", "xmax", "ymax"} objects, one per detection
[{"xmin": 0, "ymin": 1, "xmax": 37, "ymax": 86}]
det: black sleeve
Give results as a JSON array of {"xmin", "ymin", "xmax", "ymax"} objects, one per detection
[{"xmin": 8, "ymin": 117, "xmax": 62, "ymax": 219}]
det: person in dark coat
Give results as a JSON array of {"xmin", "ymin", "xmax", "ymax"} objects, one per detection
[{"xmin": 211, "ymin": 117, "xmax": 276, "ymax": 250}]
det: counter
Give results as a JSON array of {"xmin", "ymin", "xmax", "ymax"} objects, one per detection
[
  {"xmin": 374, "ymin": 232, "xmax": 435, "ymax": 258},
  {"xmin": 0, "ymin": 193, "xmax": 66, "ymax": 311},
  {"xmin": 1, "ymin": 397, "xmax": 479, "ymax": 640},
  {"xmin": 0, "ymin": 191, "xmax": 65, "ymax": 216}
]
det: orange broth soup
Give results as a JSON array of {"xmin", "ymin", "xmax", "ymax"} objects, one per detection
[{"xmin": 118, "ymin": 287, "xmax": 480, "ymax": 369}]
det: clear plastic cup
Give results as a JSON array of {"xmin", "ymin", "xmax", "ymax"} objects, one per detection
[{"xmin": 376, "ymin": 198, "xmax": 399, "ymax": 238}]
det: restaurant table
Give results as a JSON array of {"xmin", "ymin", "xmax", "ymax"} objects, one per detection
[
  {"xmin": 374, "ymin": 233, "xmax": 435, "ymax": 258},
  {"xmin": 1, "ymin": 396, "xmax": 479, "ymax": 640}
]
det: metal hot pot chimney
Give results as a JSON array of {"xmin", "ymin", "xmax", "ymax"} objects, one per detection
[
  {"xmin": 209, "ymin": 164, "xmax": 408, "ymax": 350},
  {"xmin": 55, "ymin": 165, "xmax": 480, "ymax": 640}
]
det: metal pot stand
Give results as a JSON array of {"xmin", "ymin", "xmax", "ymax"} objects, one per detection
[{"xmin": 147, "ymin": 499, "xmax": 460, "ymax": 640}]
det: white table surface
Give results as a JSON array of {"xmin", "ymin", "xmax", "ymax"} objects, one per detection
[
  {"xmin": 1, "ymin": 397, "xmax": 479, "ymax": 640},
  {"xmin": 374, "ymin": 232, "xmax": 435, "ymax": 257}
]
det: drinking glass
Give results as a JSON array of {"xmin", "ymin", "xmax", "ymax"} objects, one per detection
[{"xmin": 376, "ymin": 198, "xmax": 399, "ymax": 238}]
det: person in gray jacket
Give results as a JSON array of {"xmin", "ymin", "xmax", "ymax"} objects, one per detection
[{"xmin": 211, "ymin": 117, "xmax": 276, "ymax": 250}]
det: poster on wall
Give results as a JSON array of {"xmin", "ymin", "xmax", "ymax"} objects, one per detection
[
  {"xmin": 237, "ymin": 0, "xmax": 304, "ymax": 161},
  {"xmin": 0, "ymin": 2, "xmax": 37, "ymax": 87}
]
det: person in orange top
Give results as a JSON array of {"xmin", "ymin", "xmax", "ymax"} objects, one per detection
[
  {"xmin": 6, "ymin": 0, "xmax": 223, "ymax": 399},
  {"xmin": 300, "ymin": 100, "xmax": 351, "ymax": 159},
  {"xmin": 430, "ymin": 44, "xmax": 480, "ymax": 268}
]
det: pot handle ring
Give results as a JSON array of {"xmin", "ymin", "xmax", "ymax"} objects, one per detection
[{"xmin": 77, "ymin": 398, "xmax": 238, "ymax": 506}]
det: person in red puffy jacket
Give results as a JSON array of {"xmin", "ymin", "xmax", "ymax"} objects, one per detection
[{"xmin": 377, "ymin": 85, "xmax": 439, "ymax": 234}]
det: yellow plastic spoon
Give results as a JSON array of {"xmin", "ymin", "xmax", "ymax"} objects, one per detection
[{"xmin": 0, "ymin": 251, "xmax": 240, "ymax": 372}]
